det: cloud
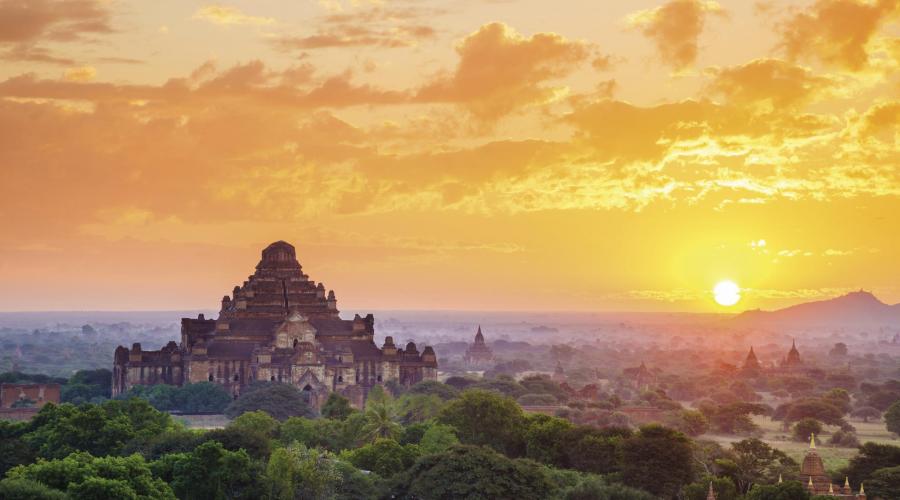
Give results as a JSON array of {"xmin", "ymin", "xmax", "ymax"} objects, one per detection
[
  {"xmin": 416, "ymin": 22, "xmax": 590, "ymax": 118},
  {"xmin": 193, "ymin": 5, "xmax": 275, "ymax": 26},
  {"xmin": 705, "ymin": 58, "xmax": 833, "ymax": 109},
  {"xmin": 64, "ymin": 66, "xmax": 96, "ymax": 82},
  {"xmin": 628, "ymin": 0, "xmax": 726, "ymax": 70},
  {"xmin": 0, "ymin": 0, "xmax": 114, "ymax": 65},
  {"xmin": 273, "ymin": 6, "xmax": 437, "ymax": 49},
  {"xmin": 776, "ymin": 0, "xmax": 900, "ymax": 71}
]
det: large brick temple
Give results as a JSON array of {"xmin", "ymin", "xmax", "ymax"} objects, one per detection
[{"xmin": 113, "ymin": 241, "xmax": 438, "ymax": 409}]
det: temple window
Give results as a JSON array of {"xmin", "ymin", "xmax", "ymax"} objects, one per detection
[
  {"xmin": 233, "ymin": 374, "xmax": 239, "ymax": 381},
  {"xmin": 208, "ymin": 374, "xmax": 213, "ymax": 382},
  {"xmin": 377, "ymin": 375, "xmax": 382, "ymax": 382},
  {"xmin": 338, "ymin": 376, "xmax": 343, "ymax": 383},
  {"xmin": 270, "ymin": 376, "xmax": 276, "ymax": 381}
]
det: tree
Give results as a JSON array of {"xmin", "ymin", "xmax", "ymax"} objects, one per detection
[
  {"xmin": 822, "ymin": 388, "xmax": 851, "ymax": 414},
  {"xmin": 407, "ymin": 380, "xmax": 460, "ymax": 401},
  {"xmin": 0, "ymin": 478, "xmax": 67, "ymax": 500},
  {"xmin": 745, "ymin": 480, "xmax": 809, "ymax": 500},
  {"xmin": 471, "ymin": 375, "xmax": 527, "ymax": 398},
  {"xmin": 673, "ymin": 409, "xmax": 709, "ymax": 437},
  {"xmin": 229, "ymin": 410, "xmax": 279, "ymax": 438},
  {"xmin": 265, "ymin": 444, "xmax": 342, "ymax": 500},
  {"xmin": 792, "ymin": 418, "xmax": 822, "ymax": 442},
  {"xmin": 361, "ymin": 386, "xmax": 402, "ymax": 441},
  {"xmin": 703, "ymin": 402, "xmax": 768, "ymax": 434},
  {"xmin": 437, "ymin": 389, "xmax": 527, "ymax": 456},
  {"xmin": 3, "ymin": 451, "xmax": 174, "ymax": 499},
  {"xmin": 885, "ymin": 400, "xmax": 900, "ymax": 435},
  {"xmin": 681, "ymin": 476, "xmax": 739, "ymax": 500},
  {"xmin": 620, "ymin": 425, "xmax": 694, "ymax": 498},
  {"xmin": 174, "ymin": 383, "xmax": 232, "ymax": 413},
  {"xmin": 386, "ymin": 445, "xmax": 555, "ymax": 500},
  {"xmin": 0, "ymin": 421, "xmax": 35, "ymax": 476},
  {"xmin": 396, "ymin": 394, "xmax": 445, "ymax": 424},
  {"xmin": 524, "ymin": 414, "xmax": 573, "ymax": 467},
  {"xmin": 784, "ymin": 399, "xmax": 845, "ymax": 426},
  {"xmin": 341, "ymin": 438, "xmax": 420, "ymax": 477},
  {"xmin": 321, "ymin": 393, "xmax": 355, "ymax": 420},
  {"xmin": 867, "ymin": 465, "xmax": 900, "ymax": 500},
  {"xmin": 443, "ymin": 376, "xmax": 477, "ymax": 391},
  {"xmin": 224, "ymin": 383, "xmax": 314, "ymax": 420},
  {"xmin": 730, "ymin": 438, "xmax": 797, "ymax": 494},
  {"xmin": 24, "ymin": 403, "xmax": 136, "ymax": 458},
  {"xmin": 850, "ymin": 406, "xmax": 881, "ymax": 423},
  {"xmin": 419, "ymin": 424, "xmax": 459, "ymax": 455},
  {"xmin": 842, "ymin": 442, "xmax": 900, "ymax": 486},
  {"xmin": 518, "ymin": 393, "xmax": 559, "ymax": 405},
  {"xmin": 63, "ymin": 369, "xmax": 113, "ymax": 402},
  {"xmin": 565, "ymin": 430, "xmax": 623, "ymax": 474},
  {"xmin": 200, "ymin": 427, "xmax": 272, "ymax": 460},
  {"xmin": 561, "ymin": 475, "xmax": 655, "ymax": 500},
  {"xmin": 170, "ymin": 441, "xmax": 263, "ymax": 500}
]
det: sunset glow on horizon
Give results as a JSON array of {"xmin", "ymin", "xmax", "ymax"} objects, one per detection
[{"xmin": 1, "ymin": 0, "xmax": 899, "ymax": 312}]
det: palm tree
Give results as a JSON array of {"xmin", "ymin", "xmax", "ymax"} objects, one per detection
[{"xmin": 361, "ymin": 386, "xmax": 402, "ymax": 441}]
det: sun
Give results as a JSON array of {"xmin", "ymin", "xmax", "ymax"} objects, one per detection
[{"xmin": 713, "ymin": 280, "xmax": 741, "ymax": 306}]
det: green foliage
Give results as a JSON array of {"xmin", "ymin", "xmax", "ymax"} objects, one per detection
[
  {"xmin": 0, "ymin": 371, "xmax": 67, "ymax": 385},
  {"xmin": 524, "ymin": 414, "xmax": 573, "ymax": 467},
  {"xmin": 200, "ymin": 426, "xmax": 272, "ymax": 460},
  {"xmin": 229, "ymin": 410, "xmax": 280, "ymax": 438},
  {"xmin": 265, "ymin": 444, "xmax": 343, "ymax": 500},
  {"xmin": 224, "ymin": 382, "xmax": 314, "ymax": 420},
  {"xmin": 745, "ymin": 480, "xmax": 809, "ymax": 500},
  {"xmin": 783, "ymin": 398, "xmax": 845, "ymax": 426},
  {"xmin": 841, "ymin": 442, "xmax": 900, "ymax": 486},
  {"xmin": 620, "ymin": 424, "xmax": 694, "ymax": 498},
  {"xmin": 4, "ymin": 451, "xmax": 174, "ymax": 499},
  {"xmin": 850, "ymin": 406, "xmax": 881, "ymax": 422},
  {"xmin": 682, "ymin": 476, "xmax": 739, "ymax": 500},
  {"xmin": 0, "ymin": 478, "xmax": 68, "ymax": 500},
  {"xmin": 361, "ymin": 385, "xmax": 402, "ymax": 441},
  {"xmin": 342, "ymin": 438, "xmax": 420, "ymax": 477},
  {"xmin": 169, "ymin": 440, "xmax": 263, "ymax": 500},
  {"xmin": 321, "ymin": 392, "xmax": 355, "ymax": 420},
  {"xmin": 437, "ymin": 389, "xmax": 527, "ymax": 456},
  {"xmin": 396, "ymin": 393, "xmax": 445, "ymax": 424},
  {"xmin": 672, "ymin": 409, "xmax": 710, "ymax": 437},
  {"xmin": 0, "ymin": 421, "xmax": 35, "ymax": 476},
  {"xmin": 419, "ymin": 423, "xmax": 460, "ymax": 455},
  {"xmin": 471, "ymin": 375, "xmax": 527, "ymax": 398},
  {"xmin": 730, "ymin": 438, "xmax": 798, "ymax": 494},
  {"xmin": 885, "ymin": 400, "xmax": 900, "ymax": 434},
  {"xmin": 23, "ymin": 399, "xmax": 171, "ymax": 459},
  {"xmin": 518, "ymin": 393, "xmax": 559, "ymax": 405},
  {"xmin": 827, "ymin": 429, "xmax": 860, "ymax": 448},
  {"xmin": 121, "ymin": 382, "xmax": 233, "ymax": 413},
  {"xmin": 62, "ymin": 368, "xmax": 112, "ymax": 403},
  {"xmin": 867, "ymin": 465, "xmax": 900, "ymax": 500},
  {"xmin": 407, "ymin": 380, "xmax": 460, "ymax": 400},
  {"xmin": 701, "ymin": 402, "xmax": 768, "ymax": 434},
  {"xmin": 520, "ymin": 374, "xmax": 567, "ymax": 402},
  {"xmin": 566, "ymin": 431, "xmax": 621, "ymax": 474},
  {"xmin": 792, "ymin": 418, "xmax": 822, "ymax": 442},
  {"xmin": 560, "ymin": 475, "xmax": 655, "ymax": 500},
  {"xmin": 386, "ymin": 444, "xmax": 555, "ymax": 500}
]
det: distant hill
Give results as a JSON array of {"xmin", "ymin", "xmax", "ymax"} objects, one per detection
[{"xmin": 733, "ymin": 290, "xmax": 900, "ymax": 328}]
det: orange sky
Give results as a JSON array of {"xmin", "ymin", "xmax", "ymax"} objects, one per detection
[{"xmin": 1, "ymin": 0, "xmax": 899, "ymax": 312}]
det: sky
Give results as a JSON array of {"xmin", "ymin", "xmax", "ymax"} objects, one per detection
[{"xmin": 0, "ymin": 0, "xmax": 899, "ymax": 313}]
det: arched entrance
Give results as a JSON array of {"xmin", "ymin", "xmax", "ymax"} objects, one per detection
[{"xmin": 302, "ymin": 384, "xmax": 312, "ymax": 403}]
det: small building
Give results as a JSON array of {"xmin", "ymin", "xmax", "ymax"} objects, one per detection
[
  {"xmin": 463, "ymin": 325, "xmax": 494, "ymax": 367},
  {"xmin": 798, "ymin": 434, "xmax": 866, "ymax": 499},
  {"xmin": 0, "ymin": 383, "xmax": 60, "ymax": 409}
]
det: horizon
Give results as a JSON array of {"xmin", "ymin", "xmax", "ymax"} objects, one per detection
[{"xmin": 2, "ymin": 0, "xmax": 899, "ymax": 312}]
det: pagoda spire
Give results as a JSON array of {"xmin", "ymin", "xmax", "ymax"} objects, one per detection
[
  {"xmin": 706, "ymin": 482, "xmax": 716, "ymax": 500},
  {"xmin": 807, "ymin": 477, "xmax": 814, "ymax": 490},
  {"xmin": 845, "ymin": 477, "xmax": 850, "ymax": 488},
  {"xmin": 810, "ymin": 433, "xmax": 816, "ymax": 449},
  {"xmin": 829, "ymin": 483, "xmax": 834, "ymax": 494},
  {"xmin": 859, "ymin": 482, "xmax": 865, "ymax": 495},
  {"xmin": 778, "ymin": 474, "xmax": 783, "ymax": 484}
]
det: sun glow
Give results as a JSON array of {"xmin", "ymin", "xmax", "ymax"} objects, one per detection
[{"xmin": 713, "ymin": 280, "xmax": 741, "ymax": 306}]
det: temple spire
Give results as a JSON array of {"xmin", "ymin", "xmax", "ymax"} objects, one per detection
[
  {"xmin": 810, "ymin": 433, "xmax": 816, "ymax": 449},
  {"xmin": 844, "ymin": 477, "xmax": 850, "ymax": 488},
  {"xmin": 706, "ymin": 482, "xmax": 716, "ymax": 500},
  {"xmin": 860, "ymin": 482, "xmax": 865, "ymax": 495},
  {"xmin": 778, "ymin": 474, "xmax": 783, "ymax": 484}
]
